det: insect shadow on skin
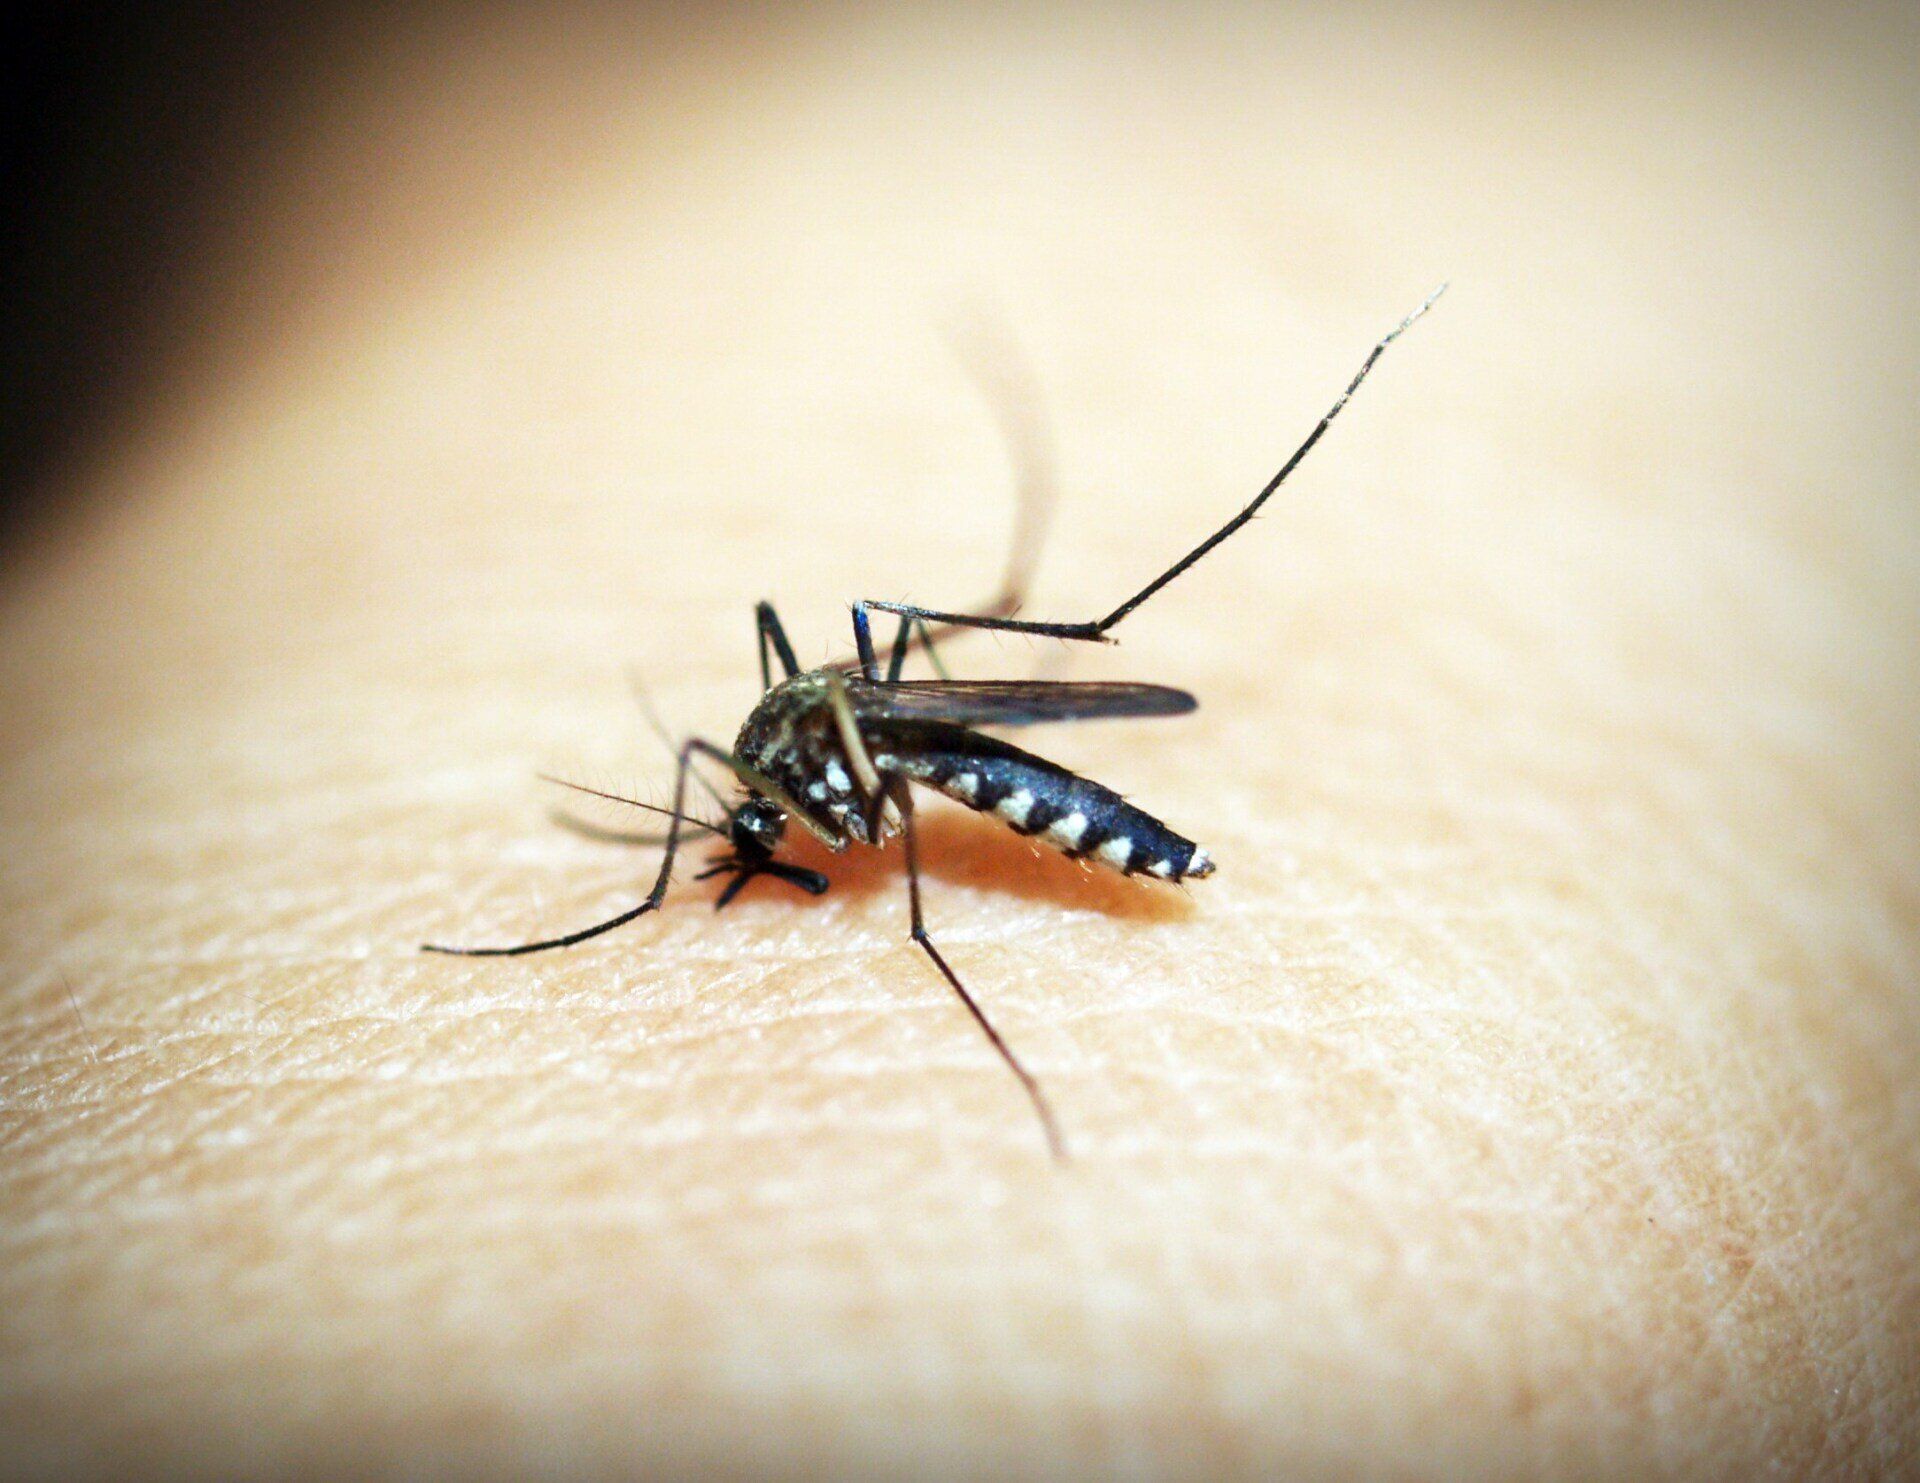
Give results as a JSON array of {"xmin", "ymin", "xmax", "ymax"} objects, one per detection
[{"xmin": 424, "ymin": 286, "xmax": 1447, "ymax": 1162}]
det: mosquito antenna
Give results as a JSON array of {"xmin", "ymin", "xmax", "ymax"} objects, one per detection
[
  {"xmin": 536, "ymin": 774, "xmax": 728, "ymax": 837},
  {"xmin": 626, "ymin": 668, "xmax": 733, "ymax": 815}
]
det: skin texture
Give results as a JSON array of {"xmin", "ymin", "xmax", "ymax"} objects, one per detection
[{"xmin": 2, "ymin": 6, "xmax": 1916, "ymax": 1477}]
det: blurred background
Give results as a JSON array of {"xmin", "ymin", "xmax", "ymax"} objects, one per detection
[
  {"xmin": 11, "ymin": 3, "xmax": 1912, "ymax": 536},
  {"xmin": 5, "ymin": 4, "xmax": 311, "ymax": 525},
  {"xmin": 3, "ymin": 3, "xmax": 1916, "ymax": 1477}
]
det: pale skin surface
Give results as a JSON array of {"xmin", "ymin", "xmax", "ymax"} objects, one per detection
[{"xmin": 3, "ymin": 6, "xmax": 1917, "ymax": 1478}]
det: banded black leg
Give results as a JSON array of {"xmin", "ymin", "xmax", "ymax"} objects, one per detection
[
  {"xmin": 893, "ymin": 779, "xmax": 1067, "ymax": 1162},
  {"xmin": 859, "ymin": 286, "xmax": 1446, "ymax": 648},
  {"xmin": 756, "ymin": 600, "xmax": 802, "ymax": 692},
  {"xmin": 423, "ymin": 738, "xmax": 737, "ymax": 956}
]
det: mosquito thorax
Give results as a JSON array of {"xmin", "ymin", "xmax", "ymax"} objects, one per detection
[
  {"xmin": 733, "ymin": 670, "xmax": 870, "ymax": 845},
  {"xmin": 732, "ymin": 671, "xmax": 835, "ymax": 764}
]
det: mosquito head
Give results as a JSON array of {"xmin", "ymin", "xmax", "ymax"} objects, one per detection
[
  {"xmin": 705, "ymin": 795, "xmax": 828, "ymax": 908},
  {"xmin": 730, "ymin": 795, "xmax": 787, "ymax": 865}
]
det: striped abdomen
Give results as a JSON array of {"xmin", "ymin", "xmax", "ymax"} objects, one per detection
[{"xmin": 869, "ymin": 721, "xmax": 1214, "ymax": 882}]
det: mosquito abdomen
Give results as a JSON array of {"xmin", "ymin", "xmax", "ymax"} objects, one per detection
[{"xmin": 871, "ymin": 721, "xmax": 1213, "ymax": 881}]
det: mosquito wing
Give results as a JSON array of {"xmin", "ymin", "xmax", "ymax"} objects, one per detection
[{"xmin": 848, "ymin": 678, "xmax": 1196, "ymax": 728}]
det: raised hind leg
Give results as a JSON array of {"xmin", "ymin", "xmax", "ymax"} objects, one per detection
[{"xmin": 856, "ymin": 287, "xmax": 1445, "ymax": 649}]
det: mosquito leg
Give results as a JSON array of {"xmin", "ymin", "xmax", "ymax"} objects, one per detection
[
  {"xmin": 879, "ymin": 614, "xmax": 954, "ymax": 684},
  {"xmin": 857, "ymin": 607, "xmax": 953, "ymax": 684},
  {"xmin": 422, "ymin": 738, "xmax": 736, "ymax": 956},
  {"xmin": 884, "ymin": 613, "xmax": 915, "ymax": 683},
  {"xmin": 884, "ymin": 613, "xmax": 910, "ymax": 683},
  {"xmin": 860, "ymin": 602, "xmax": 1107, "ymax": 644},
  {"xmin": 756, "ymin": 600, "xmax": 802, "ymax": 692},
  {"xmin": 842, "ymin": 514, "xmax": 1043, "ymax": 669},
  {"xmin": 918, "ymin": 619, "xmax": 953, "ymax": 680},
  {"xmin": 861, "ymin": 287, "xmax": 1446, "ymax": 647},
  {"xmin": 852, "ymin": 602, "xmax": 881, "ymax": 681},
  {"xmin": 892, "ymin": 780, "xmax": 1066, "ymax": 1162}
]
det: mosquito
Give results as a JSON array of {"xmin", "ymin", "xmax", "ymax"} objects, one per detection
[{"xmin": 424, "ymin": 286, "xmax": 1445, "ymax": 1159}]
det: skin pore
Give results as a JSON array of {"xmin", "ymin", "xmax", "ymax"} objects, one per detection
[{"xmin": 3, "ymin": 8, "xmax": 1915, "ymax": 1477}]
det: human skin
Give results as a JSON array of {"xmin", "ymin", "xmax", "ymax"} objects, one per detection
[{"xmin": 2, "ymin": 7, "xmax": 1916, "ymax": 1478}]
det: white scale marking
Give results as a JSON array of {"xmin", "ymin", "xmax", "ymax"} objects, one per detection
[
  {"xmin": 1097, "ymin": 836, "xmax": 1134, "ymax": 870},
  {"xmin": 996, "ymin": 789, "xmax": 1035, "ymax": 828},
  {"xmin": 949, "ymin": 773, "xmax": 979, "ymax": 802},
  {"xmin": 825, "ymin": 760, "xmax": 853, "ymax": 794},
  {"xmin": 1045, "ymin": 811, "xmax": 1089, "ymax": 850},
  {"xmin": 1147, "ymin": 858, "xmax": 1176, "ymax": 878}
]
